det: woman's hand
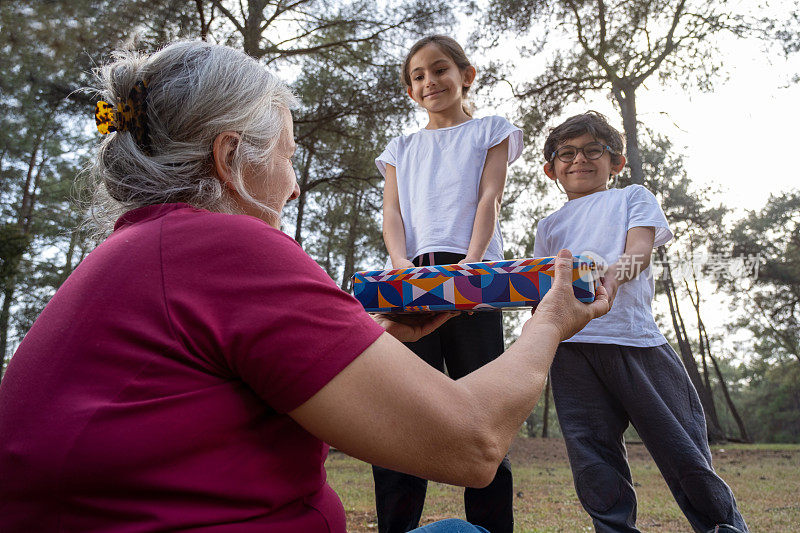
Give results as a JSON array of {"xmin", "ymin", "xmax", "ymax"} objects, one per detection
[
  {"xmin": 528, "ymin": 249, "xmax": 610, "ymax": 341},
  {"xmin": 372, "ymin": 312, "xmax": 457, "ymax": 343}
]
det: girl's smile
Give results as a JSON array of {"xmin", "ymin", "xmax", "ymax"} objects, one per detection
[{"xmin": 406, "ymin": 43, "xmax": 475, "ymax": 127}]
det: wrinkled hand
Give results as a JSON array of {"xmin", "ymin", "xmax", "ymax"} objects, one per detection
[
  {"xmin": 529, "ymin": 249, "xmax": 610, "ymax": 341},
  {"xmin": 372, "ymin": 312, "xmax": 458, "ymax": 343}
]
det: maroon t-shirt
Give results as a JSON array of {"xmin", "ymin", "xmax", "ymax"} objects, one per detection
[{"xmin": 0, "ymin": 203, "xmax": 384, "ymax": 532}]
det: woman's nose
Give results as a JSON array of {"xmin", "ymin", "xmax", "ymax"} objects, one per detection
[{"xmin": 289, "ymin": 182, "xmax": 301, "ymax": 201}]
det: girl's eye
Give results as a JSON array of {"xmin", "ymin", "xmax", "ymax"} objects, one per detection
[
  {"xmin": 437, "ymin": 68, "xmax": 447, "ymax": 74},
  {"xmin": 414, "ymin": 75, "xmax": 424, "ymax": 81}
]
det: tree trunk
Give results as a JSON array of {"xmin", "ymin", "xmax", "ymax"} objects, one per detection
[
  {"xmin": 243, "ymin": 0, "xmax": 267, "ymax": 57},
  {"xmin": 59, "ymin": 229, "xmax": 79, "ymax": 285},
  {"xmin": 611, "ymin": 83, "xmax": 644, "ymax": 185},
  {"xmin": 688, "ymin": 268, "xmax": 749, "ymax": 443},
  {"xmin": 541, "ymin": 373, "xmax": 551, "ymax": 438},
  {"xmin": 657, "ymin": 247, "xmax": 725, "ymax": 441},
  {"xmin": 1, "ymin": 131, "xmax": 46, "ymax": 375},
  {"xmin": 294, "ymin": 146, "xmax": 315, "ymax": 245},
  {"xmin": 194, "ymin": 0, "xmax": 208, "ymax": 41},
  {"xmin": 0, "ymin": 284, "xmax": 16, "ymax": 376},
  {"xmin": 340, "ymin": 191, "xmax": 363, "ymax": 292},
  {"xmin": 683, "ymin": 278, "xmax": 722, "ymax": 429},
  {"xmin": 707, "ymin": 349, "xmax": 750, "ymax": 442}
]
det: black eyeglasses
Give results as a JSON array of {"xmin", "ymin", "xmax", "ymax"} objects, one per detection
[{"xmin": 551, "ymin": 142, "xmax": 617, "ymax": 163}]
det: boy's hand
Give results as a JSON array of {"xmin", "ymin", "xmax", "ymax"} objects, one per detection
[
  {"xmin": 529, "ymin": 249, "xmax": 610, "ymax": 341},
  {"xmin": 372, "ymin": 312, "xmax": 458, "ymax": 342},
  {"xmin": 601, "ymin": 269, "xmax": 620, "ymax": 308}
]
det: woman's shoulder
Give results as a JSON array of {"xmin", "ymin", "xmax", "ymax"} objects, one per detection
[{"xmin": 164, "ymin": 208, "xmax": 303, "ymax": 257}]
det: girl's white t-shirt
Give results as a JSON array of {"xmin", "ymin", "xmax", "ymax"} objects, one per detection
[
  {"xmin": 533, "ymin": 185, "xmax": 673, "ymax": 347},
  {"xmin": 376, "ymin": 116, "xmax": 523, "ymax": 261}
]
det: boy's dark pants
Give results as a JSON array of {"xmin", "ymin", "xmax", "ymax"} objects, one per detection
[
  {"xmin": 550, "ymin": 342, "xmax": 748, "ymax": 533},
  {"xmin": 372, "ymin": 252, "xmax": 513, "ymax": 533}
]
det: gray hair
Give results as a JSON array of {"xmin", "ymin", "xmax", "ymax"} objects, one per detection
[{"xmin": 87, "ymin": 40, "xmax": 298, "ymax": 235}]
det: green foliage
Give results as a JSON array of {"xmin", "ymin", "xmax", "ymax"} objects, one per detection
[
  {"xmin": 475, "ymin": 0, "xmax": 764, "ymax": 185},
  {"xmin": 742, "ymin": 359, "xmax": 800, "ymax": 442},
  {"xmin": 0, "ymin": 0, "xmax": 450, "ymax": 365},
  {"xmin": 717, "ymin": 191, "xmax": 800, "ymax": 364},
  {"xmin": 706, "ymin": 191, "xmax": 800, "ymax": 442}
]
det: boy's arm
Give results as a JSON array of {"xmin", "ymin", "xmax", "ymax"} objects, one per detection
[
  {"xmin": 603, "ymin": 226, "xmax": 656, "ymax": 306},
  {"xmin": 382, "ymin": 164, "xmax": 414, "ymax": 269},
  {"xmin": 462, "ymin": 138, "xmax": 509, "ymax": 264}
]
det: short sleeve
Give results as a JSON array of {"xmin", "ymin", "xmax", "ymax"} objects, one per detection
[
  {"xmin": 162, "ymin": 213, "xmax": 386, "ymax": 414},
  {"xmin": 483, "ymin": 116, "xmax": 524, "ymax": 164},
  {"xmin": 533, "ymin": 218, "xmax": 550, "ymax": 258},
  {"xmin": 375, "ymin": 137, "xmax": 399, "ymax": 177},
  {"xmin": 626, "ymin": 185, "xmax": 673, "ymax": 248}
]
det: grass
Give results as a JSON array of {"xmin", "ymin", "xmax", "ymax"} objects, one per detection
[{"xmin": 326, "ymin": 438, "xmax": 800, "ymax": 532}]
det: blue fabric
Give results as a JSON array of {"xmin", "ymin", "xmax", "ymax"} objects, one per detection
[{"xmin": 410, "ymin": 518, "xmax": 489, "ymax": 532}]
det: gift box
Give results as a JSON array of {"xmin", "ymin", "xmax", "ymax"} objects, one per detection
[{"xmin": 352, "ymin": 257, "xmax": 599, "ymax": 313}]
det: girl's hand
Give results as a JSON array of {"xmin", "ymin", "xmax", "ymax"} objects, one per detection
[
  {"xmin": 528, "ymin": 249, "xmax": 610, "ymax": 341},
  {"xmin": 392, "ymin": 258, "xmax": 415, "ymax": 270},
  {"xmin": 371, "ymin": 312, "xmax": 458, "ymax": 342}
]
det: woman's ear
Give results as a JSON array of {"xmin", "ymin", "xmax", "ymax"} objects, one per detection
[{"xmin": 212, "ymin": 131, "xmax": 240, "ymax": 190}]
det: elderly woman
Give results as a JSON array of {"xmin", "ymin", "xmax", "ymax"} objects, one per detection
[{"xmin": 0, "ymin": 41, "xmax": 607, "ymax": 532}]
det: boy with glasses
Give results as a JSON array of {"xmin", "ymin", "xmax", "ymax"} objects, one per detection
[{"xmin": 533, "ymin": 111, "xmax": 748, "ymax": 533}]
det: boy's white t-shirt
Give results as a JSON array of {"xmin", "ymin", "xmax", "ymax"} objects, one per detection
[
  {"xmin": 376, "ymin": 116, "xmax": 523, "ymax": 261},
  {"xmin": 533, "ymin": 185, "xmax": 673, "ymax": 347}
]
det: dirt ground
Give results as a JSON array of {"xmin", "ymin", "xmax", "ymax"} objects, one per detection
[{"xmin": 329, "ymin": 437, "xmax": 800, "ymax": 532}]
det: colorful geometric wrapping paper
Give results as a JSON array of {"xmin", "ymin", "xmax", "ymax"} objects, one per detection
[{"xmin": 352, "ymin": 257, "xmax": 598, "ymax": 313}]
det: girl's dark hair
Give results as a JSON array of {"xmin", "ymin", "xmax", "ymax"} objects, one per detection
[
  {"xmin": 401, "ymin": 35, "xmax": 474, "ymax": 117},
  {"xmin": 543, "ymin": 111, "xmax": 625, "ymax": 165}
]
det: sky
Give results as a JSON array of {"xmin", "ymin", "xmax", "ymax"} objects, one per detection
[{"xmin": 476, "ymin": 31, "xmax": 800, "ymax": 216}]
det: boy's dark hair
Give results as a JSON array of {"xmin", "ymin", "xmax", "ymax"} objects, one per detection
[{"xmin": 543, "ymin": 111, "xmax": 625, "ymax": 166}]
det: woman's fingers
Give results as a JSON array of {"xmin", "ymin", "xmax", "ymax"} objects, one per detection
[
  {"xmin": 552, "ymin": 248, "xmax": 574, "ymax": 286},
  {"xmin": 372, "ymin": 311, "xmax": 457, "ymax": 342},
  {"xmin": 530, "ymin": 249, "xmax": 610, "ymax": 341}
]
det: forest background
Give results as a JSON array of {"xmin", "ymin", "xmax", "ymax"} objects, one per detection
[{"xmin": 1, "ymin": 0, "xmax": 799, "ymax": 444}]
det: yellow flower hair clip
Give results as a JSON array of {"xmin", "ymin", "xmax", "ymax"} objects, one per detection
[{"xmin": 94, "ymin": 80, "xmax": 150, "ymax": 152}]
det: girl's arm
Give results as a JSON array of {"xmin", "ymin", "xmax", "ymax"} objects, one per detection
[
  {"xmin": 602, "ymin": 226, "xmax": 656, "ymax": 306},
  {"xmin": 462, "ymin": 138, "xmax": 509, "ymax": 264},
  {"xmin": 290, "ymin": 250, "xmax": 610, "ymax": 488},
  {"xmin": 382, "ymin": 164, "xmax": 414, "ymax": 269}
]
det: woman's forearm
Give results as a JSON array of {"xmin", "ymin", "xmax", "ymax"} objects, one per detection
[
  {"xmin": 454, "ymin": 319, "xmax": 561, "ymax": 464},
  {"xmin": 289, "ymin": 250, "xmax": 609, "ymax": 488}
]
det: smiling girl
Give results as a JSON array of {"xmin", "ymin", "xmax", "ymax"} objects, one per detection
[{"xmin": 373, "ymin": 35, "xmax": 523, "ymax": 533}]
